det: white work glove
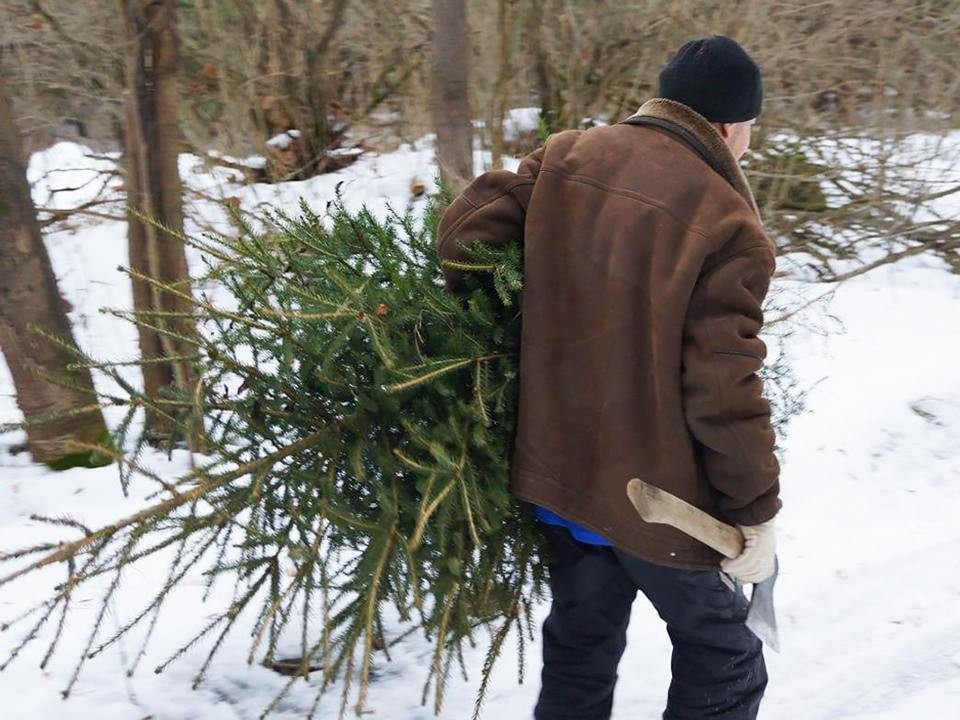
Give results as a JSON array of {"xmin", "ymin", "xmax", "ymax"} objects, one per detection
[{"xmin": 720, "ymin": 519, "xmax": 776, "ymax": 584}]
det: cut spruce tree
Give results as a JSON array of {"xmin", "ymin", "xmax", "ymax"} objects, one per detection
[
  {"xmin": 0, "ymin": 193, "xmax": 803, "ymax": 716},
  {"xmin": 0, "ymin": 196, "xmax": 546, "ymax": 718}
]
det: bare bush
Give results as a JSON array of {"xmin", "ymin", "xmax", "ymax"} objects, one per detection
[{"xmin": 2, "ymin": 0, "xmax": 958, "ymax": 269}]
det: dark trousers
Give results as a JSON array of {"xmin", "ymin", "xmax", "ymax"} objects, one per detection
[{"xmin": 534, "ymin": 525, "xmax": 766, "ymax": 720}]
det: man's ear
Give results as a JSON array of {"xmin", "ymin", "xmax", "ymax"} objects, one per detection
[{"xmin": 713, "ymin": 122, "xmax": 732, "ymax": 139}]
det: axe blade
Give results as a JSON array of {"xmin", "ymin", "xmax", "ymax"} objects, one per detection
[{"xmin": 744, "ymin": 556, "xmax": 780, "ymax": 653}]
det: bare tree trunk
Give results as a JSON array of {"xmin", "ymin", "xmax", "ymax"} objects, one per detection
[
  {"xmin": 490, "ymin": 0, "xmax": 512, "ymax": 170},
  {"xmin": 430, "ymin": 0, "xmax": 473, "ymax": 192},
  {"xmin": 120, "ymin": 0, "xmax": 198, "ymax": 445},
  {"xmin": 527, "ymin": 0, "xmax": 560, "ymax": 133},
  {"xmin": 0, "ymin": 70, "xmax": 110, "ymax": 469}
]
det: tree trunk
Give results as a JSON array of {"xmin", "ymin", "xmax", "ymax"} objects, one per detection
[
  {"xmin": 490, "ymin": 0, "xmax": 512, "ymax": 170},
  {"xmin": 527, "ymin": 0, "xmax": 560, "ymax": 133},
  {"xmin": 119, "ymin": 0, "xmax": 198, "ymax": 444},
  {"xmin": 430, "ymin": 0, "xmax": 473, "ymax": 192},
  {"xmin": 0, "ymin": 71, "xmax": 111, "ymax": 469}
]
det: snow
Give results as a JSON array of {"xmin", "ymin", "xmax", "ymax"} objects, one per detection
[
  {"xmin": 809, "ymin": 130, "xmax": 960, "ymax": 223},
  {"xmin": 266, "ymin": 129, "xmax": 302, "ymax": 150},
  {"xmin": 2, "ymin": 131, "xmax": 960, "ymax": 719},
  {"xmin": 26, "ymin": 142, "xmax": 122, "ymax": 213},
  {"xmin": 502, "ymin": 107, "xmax": 542, "ymax": 141}
]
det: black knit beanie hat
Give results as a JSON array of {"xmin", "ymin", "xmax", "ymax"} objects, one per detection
[{"xmin": 657, "ymin": 36, "xmax": 763, "ymax": 123}]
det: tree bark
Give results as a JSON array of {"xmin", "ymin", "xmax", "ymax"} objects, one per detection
[
  {"xmin": 0, "ymin": 70, "xmax": 110, "ymax": 469},
  {"xmin": 119, "ymin": 0, "xmax": 197, "ymax": 444},
  {"xmin": 490, "ymin": 0, "xmax": 512, "ymax": 170},
  {"xmin": 526, "ymin": 0, "xmax": 560, "ymax": 133},
  {"xmin": 430, "ymin": 0, "xmax": 473, "ymax": 192}
]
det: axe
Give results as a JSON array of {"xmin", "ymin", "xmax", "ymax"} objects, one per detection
[{"xmin": 626, "ymin": 478, "xmax": 780, "ymax": 652}]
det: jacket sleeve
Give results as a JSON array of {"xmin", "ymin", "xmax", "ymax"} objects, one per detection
[
  {"xmin": 436, "ymin": 145, "xmax": 545, "ymax": 292},
  {"xmin": 681, "ymin": 240, "xmax": 781, "ymax": 526}
]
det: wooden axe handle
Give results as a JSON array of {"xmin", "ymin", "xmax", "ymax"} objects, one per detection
[{"xmin": 626, "ymin": 478, "xmax": 744, "ymax": 559}]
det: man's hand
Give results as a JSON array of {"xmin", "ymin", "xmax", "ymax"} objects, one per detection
[{"xmin": 721, "ymin": 519, "xmax": 776, "ymax": 583}]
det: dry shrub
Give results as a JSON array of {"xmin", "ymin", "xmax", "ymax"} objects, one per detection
[{"xmin": 3, "ymin": 1, "xmax": 958, "ymax": 268}]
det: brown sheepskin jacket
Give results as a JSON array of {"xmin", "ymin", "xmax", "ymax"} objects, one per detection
[{"xmin": 436, "ymin": 99, "xmax": 781, "ymax": 569}]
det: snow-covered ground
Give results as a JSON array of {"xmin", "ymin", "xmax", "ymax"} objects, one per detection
[{"xmin": 1, "ymin": 129, "xmax": 960, "ymax": 719}]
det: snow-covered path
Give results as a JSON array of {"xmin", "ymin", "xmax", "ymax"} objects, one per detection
[{"xmin": 1, "ymin": 139, "xmax": 959, "ymax": 719}]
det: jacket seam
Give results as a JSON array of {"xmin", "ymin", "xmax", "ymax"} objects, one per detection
[
  {"xmin": 698, "ymin": 244, "xmax": 774, "ymax": 284},
  {"xmin": 438, "ymin": 189, "xmax": 511, "ymax": 250},
  {"xmin": 715, "ymin": 349, "xmax": 763, "ymax": 361},
  {"xmin": 538, "ymin": 164, "xmax": 710, "ymax": 240},
  {"xmin": 436, "ymin": 179, "xmax": 534, "ymax": 252}
]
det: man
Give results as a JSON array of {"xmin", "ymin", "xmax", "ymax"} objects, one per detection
[{"xmin": 437, "ymin": 36, "xmax": 780, "ymax": 720}]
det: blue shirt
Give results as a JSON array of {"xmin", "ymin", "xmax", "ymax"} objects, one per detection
[{"xmin": 533, "ymin": 505, "xmax": 612, "ymax": 546}]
